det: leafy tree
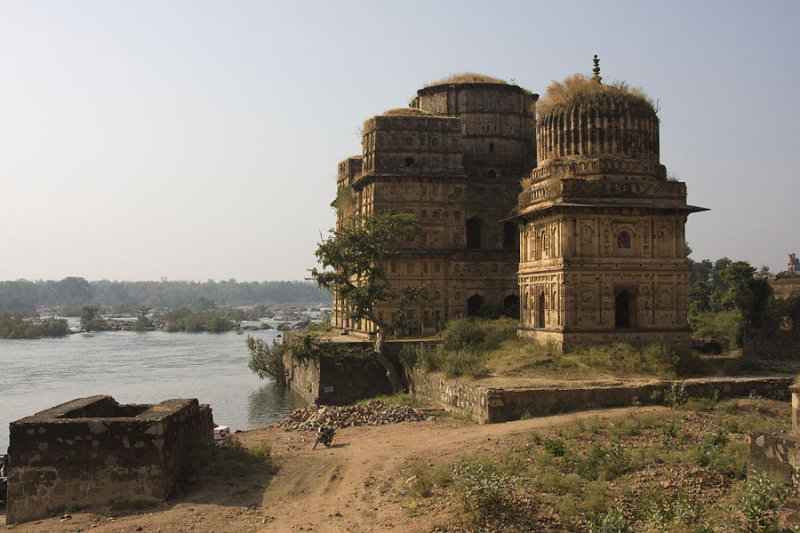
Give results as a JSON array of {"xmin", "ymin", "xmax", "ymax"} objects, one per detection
[
  {"xmin": 246, "ymin": 335, "xmax": 288, "ymax": 382},
  {"xmin": 79, "ymin": 305, "xmax": 107, "ymax": 332},
  {"xmin": 309, "ymin": 212, "xmax": 421, "ymax": 392},
  {"xmin": 720, "ymin": 261, "xmax": 773, "ymax": 329},
  {"xmin": 132, "ymin": 306, "xmax": 152, "ymax": 331}
]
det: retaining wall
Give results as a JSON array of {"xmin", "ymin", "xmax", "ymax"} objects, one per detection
[{"xmin": 408, "ymin": 370, "xmax": 792, "ymax": 423}]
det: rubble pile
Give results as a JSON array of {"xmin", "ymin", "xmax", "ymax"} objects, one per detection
[{"xmin": 275, "ymin": 401, "xmax": 429, "ymax": 431}]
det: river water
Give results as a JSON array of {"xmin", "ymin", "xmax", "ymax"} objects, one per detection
[{"xmin": 0, "ymin": 329, "xmax": 307, "ymax": 453}]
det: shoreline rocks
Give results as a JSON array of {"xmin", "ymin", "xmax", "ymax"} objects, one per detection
[{"xmin": 273, "ymin": 401, "xmax": 428, "ymax": 431}]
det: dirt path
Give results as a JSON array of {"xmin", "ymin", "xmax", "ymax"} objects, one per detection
[{"xmin": 1, "ymin": 407, "xmax": 648, "ymax": 532}]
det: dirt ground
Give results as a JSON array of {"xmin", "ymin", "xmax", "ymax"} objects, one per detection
[
  {"xmin": 3, "ymin": 400, "xmax": 798, "ymax": 533},
  {"xmin": 2, "ymin": 407, "xmax": 667, "ymax": 533}
]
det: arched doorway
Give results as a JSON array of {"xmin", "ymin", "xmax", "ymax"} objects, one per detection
[
  {"xmin": 503, "ymin": 222, "xmax": 519, "ymax": 250},
  {"xmin": 536, "ymin": 292, "xmax": 545, "ymax": 328},
  {"xmin": 615, "ymin": 290, "xmax": 635, "ymax": 328},
  {"xmin": 467, "ymin": 294, "xmax": 483, "ymax": 316},
  {"xmin": 503, "ymin": 294, "xmax": 520, "ymax": 318},
  {"xmin": 466, "ymin": 217, "xmax": 482, "ymax": 249}
]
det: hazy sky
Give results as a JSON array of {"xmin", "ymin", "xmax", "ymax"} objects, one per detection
[{"xmin": 1, "ymin": 1, "xmax": 796, "ymax": 282}]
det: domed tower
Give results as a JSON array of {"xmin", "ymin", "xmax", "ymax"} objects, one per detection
[
  {"xmin": 514, "ymin": 57, "xmax": 706, "ymax": 350},
  {"xmin": 332, "ymin": 74, "xmax": 538, "ymax": 335}
]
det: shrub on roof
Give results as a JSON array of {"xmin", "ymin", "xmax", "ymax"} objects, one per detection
[{"xmin": 537, "ymin": 73, "xmax": 654, "ymax": 118}]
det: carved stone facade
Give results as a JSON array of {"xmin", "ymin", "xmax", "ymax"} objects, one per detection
[
  {"xmin": 333, "ymin": 79, "xmax": 537, "ymax": 334},
  {"xmin": 331, "ymin": 68, "xmax": 704, "ymax": 348},
  {"xmin": 513, "ymin": 67, "xmax": 706, "ymax": 350}
]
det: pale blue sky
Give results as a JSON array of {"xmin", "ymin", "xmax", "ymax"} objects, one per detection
[{"xmin": 0, "ymin": 0, "xmax": 796, "ymax": 281}]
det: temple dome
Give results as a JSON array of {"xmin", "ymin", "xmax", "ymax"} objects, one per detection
[{"xmin": 536, "ymin": 61, "xmax": 660, "ymax": 166}]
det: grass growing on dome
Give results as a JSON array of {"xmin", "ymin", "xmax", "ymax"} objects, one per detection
[
  {"xmin": 382, "ymin": 107, "xmax": 429, "ymax": 117},
  {"xmin": 424, "ymin": 72, "xmax": 508, "ymax": 87},
  {"xmin": 537, "ymin": 73, "xmax": 655, "ymax": 118}
]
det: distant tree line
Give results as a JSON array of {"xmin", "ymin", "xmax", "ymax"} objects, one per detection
[
  {"xmin": 0, "ymin": 277, "xmax": 331, "ymax": 312},
  {"xmin": 687, "ymin": 254, "xmax": 798, "ymax": 350}
]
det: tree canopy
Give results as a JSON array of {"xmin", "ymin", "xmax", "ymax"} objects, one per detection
[{"xmin": 309, "ymin": 212, "xmax": 421, "ymax": 391}]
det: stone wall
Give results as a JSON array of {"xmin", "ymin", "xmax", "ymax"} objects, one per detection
[
  {"xmin": 771, "ymin": 277, "xmax": 800, "ymax": 300},
  {"xmin": 407, "ymin": 368, "xmax": 501, "ymax": 422},
  {"xmin": 281, "ymin": 338, "xmax": 402, "ymax": 405},
  {"xmin": 749, "ymin": 385, "xmax": 800, "ymax": 485},
  {"xmin": 408, "ymin": 370, "xmax": 791, "ymax": 423},
  {"xmin": 748, "ymin": 430, "xmax": 800, "ymax": 485},
  {"xmin": 6, "ymin": 396, "xmax": 213, "ymax": 524}
]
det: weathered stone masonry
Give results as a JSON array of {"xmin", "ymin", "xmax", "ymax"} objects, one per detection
[
  {"xmin": 749, "ymin": 385, "xmax": 800, "ymax": 485},
  {"xmin": 6, "ymin": 395, "xmax": 213, "ymax": 524},
  {"xmin": 334, "ymin": 78, "xmax": 537, "ymax": 334}
]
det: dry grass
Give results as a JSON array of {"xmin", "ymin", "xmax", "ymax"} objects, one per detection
[
  {"xmin": 424, "ymin": 72, "xmax": 508, "ymax": 87},
  {"xmin": 382, "ymin": 107, "xmax": 429, "ymax": 117},
  {"xmin": 537, "ymin": 73, "xmax": 655, "ymax": 118}
]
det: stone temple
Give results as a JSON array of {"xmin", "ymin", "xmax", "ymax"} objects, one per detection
[
  {"xmin": 332, "ymin": 59, "xmax": 706, "ymax": 348},
  {"xmin": 334, "ymin": 73, "xmax": 538, "ymax": 334}
]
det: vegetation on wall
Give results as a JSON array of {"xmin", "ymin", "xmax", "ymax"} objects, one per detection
[
  {"xmin": 247, "ymin": 332, "xmax": 379, "ymax": 384},
  {"xmin": 536, "ymin": 73, "xmax": 655, "ymax": 118},
  {"xmin": 404, "ymin": 317, "xmax": 704, "ymax": 381},
  {"xmin": 424, "ymin": 72, "xmax": 508, "ymax": 87}
]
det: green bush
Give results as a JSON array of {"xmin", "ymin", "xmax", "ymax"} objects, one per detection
[
  {"xmin": 664, "ymin": 381, "xmax": 688, "ymax": 407},
  {"xmin": 542, "ymin": 438, "xmax": 567, "ymax": 457},
  {"xmin": 407, "ymin": 343, "xmax": 445, "ymax": 372},
  {"xmin": 443, "ymin": 349, "xmax": 488, "ymax": 379},
  {"xmin": 574, "ymin": 443, "xmax": 634, "ymax": 481},
  {"xmin": 690, "ymin": 309, "xmax": 743, "ymax": 350},
  {"xmin": 442, "ymin": 318, "xmax": 485, "ymax": 351},
  {"xmin": 406, "ymin": 461, "xmax": 452, "ymax": 498},
  {"xmin": 586, "ymin": 507, "xmax": 632, "ymax": 533},
  {"xmin": 247, "ymin": 336, "xmax": 288, "ymax": 382},
  {"xmin": 739, "ymin": 470, "xmax": 787, "ymax": 533},
  {"xmin": 689, "ymin": 432, "xmax": 748, "ymax": 479},
  {"xmin": 453, "ymin": 457, "xmax": 510, "ymax": 522}
]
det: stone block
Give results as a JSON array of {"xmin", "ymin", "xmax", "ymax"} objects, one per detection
[{"xmin": 6, "ymin": 395, "xmax": 213, "ymax": 524}]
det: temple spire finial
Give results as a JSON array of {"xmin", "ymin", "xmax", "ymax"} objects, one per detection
[{"xmin": 592, "ymin": 54, "xmax": 602, "ymax": 84}]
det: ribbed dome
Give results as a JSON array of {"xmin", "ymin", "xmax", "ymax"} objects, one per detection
[{"xmin": 536, "ymin": 73, "xmax": 660, "ymax": 165}]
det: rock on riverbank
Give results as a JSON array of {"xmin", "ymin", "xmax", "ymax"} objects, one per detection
[{"xmin": 273, "ymin": 401, "xmax": 429, "ymax": 431}]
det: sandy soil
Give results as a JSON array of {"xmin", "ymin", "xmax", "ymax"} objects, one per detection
[{"xmin": 1, "ymin": 408, "xmax": 648, "ymax": 533}]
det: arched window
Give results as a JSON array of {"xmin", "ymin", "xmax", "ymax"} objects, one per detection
[
  {"xmin": 466, "ymin": 217, "xmax": 482, "ymax": 249},
  {"xmin": 503, "ymin": 222, "xmax": 519, "ymax": 250},
  {"xmin": 467, "ymin": 294, "xmax": 483, "ymax": 316},
  {"xmin": 488, "ymin": 169, "xmax": 496, "ymax": 179},
  {"xmin": 504, "ymin": 295, "xmax": 520, "ymax": 319},
  {"xmin": 617, "ymin": 231, "xmax": 631, "ymax": 249}
]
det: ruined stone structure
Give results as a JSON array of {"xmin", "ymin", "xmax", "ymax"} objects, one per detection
[
  {"xmin": 512, "ymin": 58, "xmax": 706, "ymax": 349},
  {"xmin": 6, "ymin": 395, "xmax": 213, "ymax": 524},
  {"xmin": 334, "ymin": 75, "xmax": 537, "ymax": 334}
]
